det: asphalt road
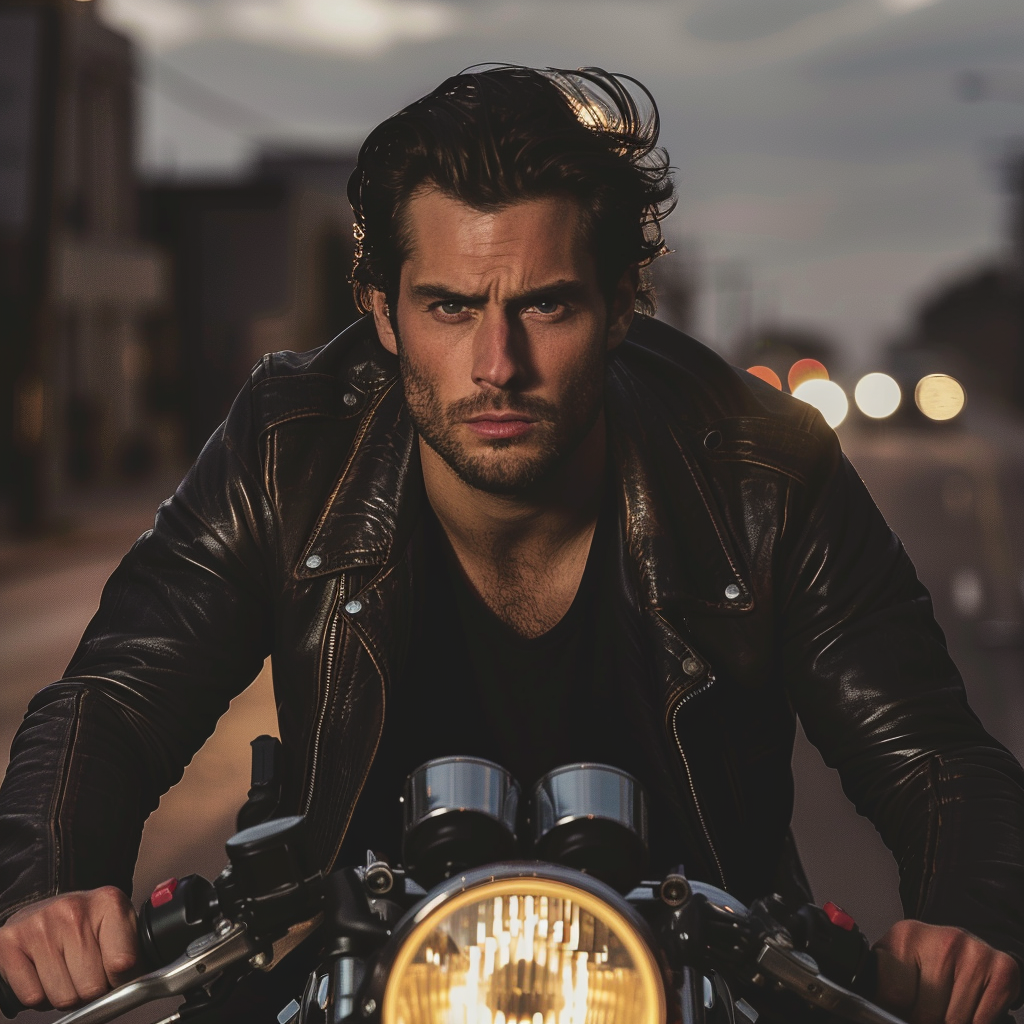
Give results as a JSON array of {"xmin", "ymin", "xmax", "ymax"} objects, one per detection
[{"xmin": 0, "ymin": 411, "xmax": 1022, "ymax": 1021}]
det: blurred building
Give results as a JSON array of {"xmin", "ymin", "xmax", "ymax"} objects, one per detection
[
  {"xmin": 903, "ymin": 264, "xmax": 1023, "ymax": 413},
  {"xmin": 0, "ymin": 0, "xmax": 170, "ymax": 532},
  {"xmin": 141, "ymin": 150, "xmax": 361, "ymax": 456},
  {"xmin": 901, "ymin": 149, "xmax": 1024, "ymax": 415},
  {"xmin": 649, "ymin": 239, "xmax": 699, "ymax": 334}
]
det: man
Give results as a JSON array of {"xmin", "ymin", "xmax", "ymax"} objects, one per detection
[{"xmin": 0, "ymin": 66, "xmax": 1022, "ymax": 1022}]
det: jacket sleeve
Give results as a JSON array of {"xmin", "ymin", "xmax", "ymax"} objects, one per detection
[
  {"xmin": 0, "ymin": 374, "xmax": 275, "ymax": 921},
  {"xmin": 778, "ymin": 416, "xmax": 1024, "ymax": 963}
]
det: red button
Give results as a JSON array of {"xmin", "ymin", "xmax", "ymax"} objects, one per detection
[
  {"xmin": 823, "ymin": 901, "xmax": 856, "ymax": 931},
  {"xmin": 151, "ymin": 878, "xmax": 178, "ymax": 907}
]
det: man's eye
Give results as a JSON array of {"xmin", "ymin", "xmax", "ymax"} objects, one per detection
[
  {"xmin": 530, "ymin": 298, "xmax": 561, "ymax": 315},
  {"xmin": 438, "ymin": 301, "xmax": 466, "ymax": 315}
]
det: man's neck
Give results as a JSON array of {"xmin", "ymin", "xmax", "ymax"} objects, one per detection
[{"xmin": 421, "ymin": 416, "xmax": 607, "ymax": 636}]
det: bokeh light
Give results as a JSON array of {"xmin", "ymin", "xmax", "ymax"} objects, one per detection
[
  {"xmin": 854, "ymin": 373, "xmax": 901, "ymax": 419},
  {"xmin": 950, "ymin": 568, "xmax": 984, "ymax": 618},
  {"xmin": 746, "ymin": 365, "xmax": 783, "ymax": 390},
  {"xmin": 788, "ymin": 358, "xmax": 829, "ymax": 393},
  {"xmin": 915, "ymin": 374, "xmax": 966, "ymax": 421},
  {"xmin": 792, "ymin": 378, "xmax": 849, "ymax": 428}
]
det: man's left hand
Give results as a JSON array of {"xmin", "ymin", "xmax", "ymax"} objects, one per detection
[{"xmin": 873, "ymin": 919, "xmax": 1020, "ymax": 1024}]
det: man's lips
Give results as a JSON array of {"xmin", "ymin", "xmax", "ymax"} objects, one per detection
[{"xmin": 464, "ymin": 414, "xmax": 536, "ymax": 440}]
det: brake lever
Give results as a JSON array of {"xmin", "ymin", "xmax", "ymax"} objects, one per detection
[
  {"xmin": 755, "ymin": 934, "xmax": 907, "ymax": 1024},
  {"xmin": 50, "ymin": 921, "xmax": 259, "ymax": 1024}
]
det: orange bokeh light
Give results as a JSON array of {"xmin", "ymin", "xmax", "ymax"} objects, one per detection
[
  {"xmin": 788, "ymin": 358, "xmax": 828, "ymax": 393},
  {"xmin": 746, "ymin": 365, "xmax": 783, "ymax": 390}
]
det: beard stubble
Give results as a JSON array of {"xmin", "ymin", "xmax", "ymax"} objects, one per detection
[{"xmin": 397, "ymin": 334, "xmax": 607, "ymax": 496}]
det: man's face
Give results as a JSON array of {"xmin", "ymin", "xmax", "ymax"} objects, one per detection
[{"xmin": 373, "ymin": 190, "xmax": 635, "ymax": 495}]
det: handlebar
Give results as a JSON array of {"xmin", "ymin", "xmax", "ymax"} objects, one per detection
[
  {"xmin": 0, "ymin": 921, "xmax": 258, "ymax": 1024},
  {"xmin": 755, "ymin": 936, "xmax": 904, "ymax": 1024}
]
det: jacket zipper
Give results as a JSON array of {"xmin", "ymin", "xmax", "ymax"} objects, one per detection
[
  {"xmin": 304, "ymin": 578, "xmax": 344, "ymax": 815},
  {"xmin": 669, "ymin": 674, "xmax": 727, "ymax": 889}
]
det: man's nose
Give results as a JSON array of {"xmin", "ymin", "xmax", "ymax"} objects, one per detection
[{"xmin": 471, "ymin": 310, "xmax": 523, "ymax": 390}]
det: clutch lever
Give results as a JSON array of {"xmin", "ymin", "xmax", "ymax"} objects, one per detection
[
  {"xmin": 755, "ymin": 935, "xmax": 907, "ymax": 1024},
  {"xmin": 50, "ymin": 921, "xmax": 259, "ymax": 1024}
]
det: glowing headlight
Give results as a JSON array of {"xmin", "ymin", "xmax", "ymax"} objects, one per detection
[{"xmin": 382, "ymin": 872, "xmax": 666, "ymax": 1024}]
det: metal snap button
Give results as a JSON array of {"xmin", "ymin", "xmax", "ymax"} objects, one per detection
[
  {"xmin": 344, "ymin": 599, "xmax": 363, "ymax": 615},
  {"xmin": 704, "ymin": 430, "xmax": 723, "ymax": 451},
  {"xmin": 343, "ymin": 392, "xmax": 358, "ymax": 407},
  {"xmin": 724, "ymin": 583, "xmax": 741, "ymax": 600},
  {"xmin": 682, "ymin": 657, "xmax": 701, "ymax": 676},
  {"xmin": 305, "ymin": 554, "xmax": 322, "ymax": 569}
]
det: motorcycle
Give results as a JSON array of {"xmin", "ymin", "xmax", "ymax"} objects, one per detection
[{"xmin": 0, "ymin": 753, "xmax": 907, "ymax": 1024}]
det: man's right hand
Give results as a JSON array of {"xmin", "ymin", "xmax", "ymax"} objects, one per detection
[{"xmin": 0, "ymin": 888, "xmax": 138, "ymax": 1011}]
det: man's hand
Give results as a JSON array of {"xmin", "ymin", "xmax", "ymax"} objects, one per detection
[
  {"xmin": 0, "ymin": 888, "xmax": 138, "ymax": 1010},
  {"xmin": 873, "ymin": 919, "xmax": 1020, "ymax": 1024}
]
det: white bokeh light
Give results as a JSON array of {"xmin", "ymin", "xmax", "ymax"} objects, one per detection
[
  {"xmin": 792, "ymin": 378, "xmax": 849, "ymax": 428},
  {"xmin": 854, "ymin": 372, "xmax": 901, "ymax": 419}
]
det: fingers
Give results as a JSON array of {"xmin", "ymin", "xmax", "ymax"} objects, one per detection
[
  {"xmin": 94, "ymin": 888, "xmax": 139, "ymax": 986},
  {"xmin": 0, "ymin": 888, "xmax": 139, "ymax": 1011},
  {"xmin": 972, "ymin": 955, "xmax": 1021, "ymax": 1024},
  {"xmin": 873, "ymin": 920, "xmax": 1020, "ymax": 1024},
  {"xmin": 874, "ymin": 943, "xmax": 920, "ymax": 1018},
  {"xmin": 0, "ymin": 946, "xmax": 47, "ymax": 1009}
]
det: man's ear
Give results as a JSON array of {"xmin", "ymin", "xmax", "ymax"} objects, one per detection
[
  {"xmin": 371, "ymin": 290, "xmax": 398, "ymax": 356},
  {"xmin": 607, "ymin": 265, "xmax": 639, "ymax": 351}
]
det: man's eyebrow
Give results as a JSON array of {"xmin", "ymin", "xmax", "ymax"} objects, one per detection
[{"xmin": 409, "ymin": 279, "xmax": 588, "ymax": 305}]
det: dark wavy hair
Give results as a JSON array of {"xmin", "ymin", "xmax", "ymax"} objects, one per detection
[{"xmin": 347, "ymin": 65, "xmax": 676, "ymax": 316}]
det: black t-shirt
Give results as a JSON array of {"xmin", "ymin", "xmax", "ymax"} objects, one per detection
[{"xmin": 339, "ymin": 494, "xmax": 689, "ymax": 873}]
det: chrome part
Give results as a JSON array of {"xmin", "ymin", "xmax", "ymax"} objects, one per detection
[
  {"xmin": 756, "ymin": 937, "xmax": 908, "ymax": 1024},
  {"xmin": 317, "ymin": 973, "xmax": 330, "ymax": 1009},
  {"xmin": 53, "ymin": 924, "xmax": 257, "ymax": 1024},
  {"xmin": 531, "ymin": 763, "xmax": 648, "ymax": 842},
  {"xmin": 362, "ymin": 862, "xmax": 670, "ymax": 1023},
  {"xmin": 689, "ymin": 880, "xmax": 747, "ymax": 914},
  {"xmin": 331, "ymin": 957, "xmax": 365, "ymax": 1023},
  {"xmin": 278, "ymin": 999, "xmax": 301, "ymax": 1024},
  {"xmin": 531, "ymin": 763, "xmax": 649, "ymax": 891},
  {"xmin": 679, "ymin": 966, "xmax": 705, "ymax": 1024},
  {"xmin": 402, "ymin": 756, "xmax": 520, "ymax": 885},
  {"xmin": 734, "ymin": 998, "xmax": 759, "ymax": 1023},
  {"xmin": 659, "ymin": 872, "xmax": 692, "ymax": 907},
  {"xmin": 403, "ymin": 756, "xmax": 519, "ymax": 835}
]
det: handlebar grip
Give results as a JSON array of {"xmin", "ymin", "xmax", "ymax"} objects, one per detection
[{"xmin": 0, "ymin": 975, "xmax": 24, "ymax": 1019}]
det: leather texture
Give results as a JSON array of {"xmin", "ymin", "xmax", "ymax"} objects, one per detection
[{"xmin": 1, "ymin": 315, "xmax": 1022, "ymax": 965}]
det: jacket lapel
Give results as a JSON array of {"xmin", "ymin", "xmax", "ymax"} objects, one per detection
[
  {"xmin": 295, "ymin": 377, "xmax": 421, "ymax": 579},
  {"xmin": 607, "ymin": 354, "xmax": 753, "ymax": 617}
]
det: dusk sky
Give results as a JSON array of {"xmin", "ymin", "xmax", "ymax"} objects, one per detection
[{"xmin": 100, "ymin": 0, "xmax": 1024, "ymax": 368}]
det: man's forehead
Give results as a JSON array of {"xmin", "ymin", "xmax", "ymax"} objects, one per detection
[{"xmin": 400, "ymin": 189, "xmax": 593, "ymax": 284}]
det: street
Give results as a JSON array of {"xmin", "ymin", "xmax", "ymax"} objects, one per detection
[{"xmin": 0, "ymin": 413, "xmax": 1022, "ymax": 1021}]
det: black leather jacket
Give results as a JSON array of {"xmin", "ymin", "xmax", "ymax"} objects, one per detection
[{"xmin": 1, "ymin": 316, "xmax": 1022, "ymax": 964}]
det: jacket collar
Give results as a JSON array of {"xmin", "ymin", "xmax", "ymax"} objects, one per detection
[{"xmin": 295, "ymin": 322, "xmax": 752, "ymax": 617}]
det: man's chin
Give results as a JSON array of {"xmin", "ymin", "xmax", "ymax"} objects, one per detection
[{"xmin": 426, "ymin": 437, "xmax": 560, "ymax": 496}]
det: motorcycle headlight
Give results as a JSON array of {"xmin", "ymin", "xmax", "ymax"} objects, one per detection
[{"xmin": 381, "ymin": 866, "xmax": 666, "ymax": 1024}]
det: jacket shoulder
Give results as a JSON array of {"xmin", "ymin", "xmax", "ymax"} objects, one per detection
[
  {"xmin": 619, "ymin": 317, "xmax": 838, "ymax": 485},
  {"xmin": 246, "ymin": 316, "xmax": 397, "ymax": 434}
]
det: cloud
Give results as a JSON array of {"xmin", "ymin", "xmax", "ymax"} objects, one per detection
[
  {"xmin": 102, "ymin": 0, "xmax": 455, "ymax": 54},
  {"xmin": 684, "ymin": 0, "xmax": 855, "ymax": 43}
]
